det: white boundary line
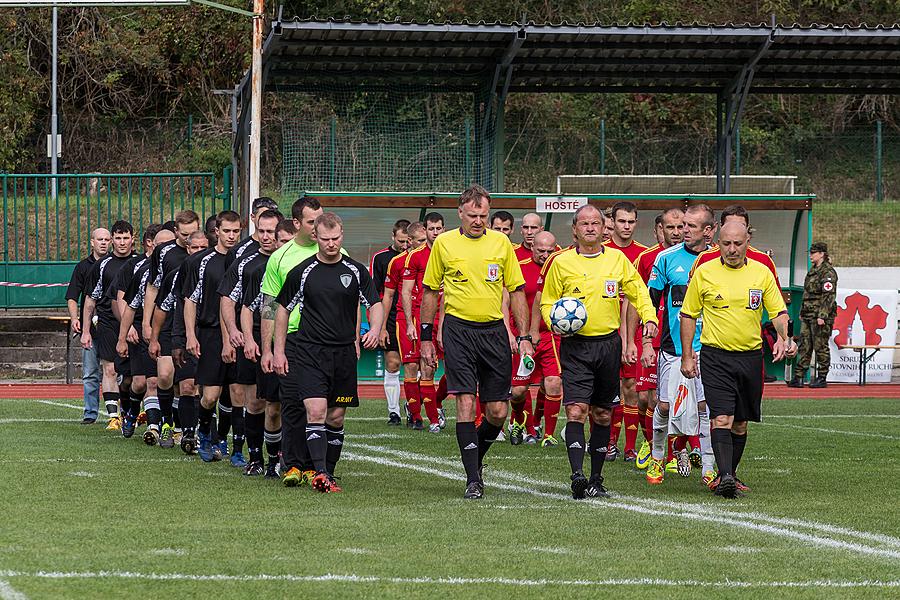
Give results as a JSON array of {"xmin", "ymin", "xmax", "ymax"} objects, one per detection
[
  {"xmin": 759, "ymin": 422, "xmax": 900, "ymax": 440},
  {"xmin": 766, "ymin": 414, "xmax": 900, "ymax": 419},
  {"xmin": 35, "ymin": 400, "xmax": 85, "ymax": 411},
  {"xmin": 347, "ymin": 442, "xmax": 900, "ymax": 557},
  {"xmin": 0, "ymin": 579, "xmax": 27, "ymax": 600},
  {"xmin": 0, "ymin": 418, "xmax": 80, "ymax": 424},
  {"xmin": 0, "ymin": 569, "xmax": 897, "ymax": 589}
]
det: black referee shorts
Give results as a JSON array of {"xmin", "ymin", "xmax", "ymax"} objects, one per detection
[
  {"xmin": 288, "ymin": 338, "xmax": 359, "ymax": 408},
  {"xmin": 95, "ymin": 320, "xmax": 131, "ymax": 377},
  {"xmin": 560, "ymin": 332, "xmax": 621, "ymax": 409},
  {"xmin": 442, "ymin": 315, "xmax": 511, "ymax": 403},
  {"xmin": 195, "ymin": 326, "xmax": 234, "ymax": 387},
  {"xmin": 699, "ymin": 344, "xmax": 763, "ymax": 422},
  {"xmin": 383, "ymin": 313, "xmax": 399, "ymax": 353},
  {"xmin": 129, "ymin": 338, "xmax": 157, "ymax": 378}
]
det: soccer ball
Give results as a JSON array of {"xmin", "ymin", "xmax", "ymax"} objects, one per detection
[{"xmin": 549, "ymin": 297, "xmax": 587, "ymax": 335}]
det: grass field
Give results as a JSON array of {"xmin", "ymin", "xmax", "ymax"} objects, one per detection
[{"xmin": 2, "ymin": 395, "xmax": 899, "ymax": 598}]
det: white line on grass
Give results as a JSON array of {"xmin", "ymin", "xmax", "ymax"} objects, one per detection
[
  {"xmin": 766, "ymin": 414, "xmax": 900, "ymax": 419},
  {"xmin": 0, "ymin": 418, "xmax": 80, "ymax": 424},
  {"xmin": 0, "ymin": 579, "xmax": 27, "ymax": 600},
  {"xmin": 35, "ymin": 400, "xmax": 84, "ymax": 411},
  {"xmin": 759, "ymin": 422, "xmax": 900, "ymax": 440},
  {"xmin": 346, "ymin": 443, "xmax": 900, "ymax": 558},
  {"xmin": 0, "ymin": 570, "xmax": 897, "ymax": 589}
]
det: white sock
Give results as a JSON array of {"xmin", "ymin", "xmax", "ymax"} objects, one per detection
[
  {"xmin": 698, "ymin": 404, "xmax": 715, "ymax": 472},
  {"xmin": 384, "ymin": 370, "xmax": 401, "ymax": 415},
  {"xmin": 651, "ymin": 405, "xmax": 668, "ymax": 460}
]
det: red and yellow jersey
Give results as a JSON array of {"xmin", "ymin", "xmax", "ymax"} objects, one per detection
[
  {"xmin": 513, "ymin": 243, "xmax": 531, "ymax": 262},
  {"xmin": 690, "ymin": 244, "xmax": 780, "ymax": 287},
  {"xmin": 511, "ymin": 257, "xmax": 548, "ymax": 336},
  {"xmin": 401, "ymin": 245, "xmax": 431, "ymax": 315},
  {"xmin": 604, "ymin": 238, "xmax": 649, "ymax": 265},
  {"xmin": 384, "ymin": 250, "xmax": 409, "ymax": 318},
  {"xmin": 634, "ymin": 243, "xmax": 665, "ymax": 348}
]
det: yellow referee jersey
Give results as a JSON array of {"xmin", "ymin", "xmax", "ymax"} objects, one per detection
[
  {"xmin": 539, "ymin": 247, "xmax": 657, "ymax": 336},
  {"xmin": 681, "ymin": 257, "xmax": 787, "ymax": 351},
  {"xmin": 423, "ymin": 228, "xmax": 525, "ymax": 322}
]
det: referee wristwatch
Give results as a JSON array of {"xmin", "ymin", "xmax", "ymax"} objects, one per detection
[{"xmin": 516, "ymin": 335, "xmax": 533, "ymax": 343}]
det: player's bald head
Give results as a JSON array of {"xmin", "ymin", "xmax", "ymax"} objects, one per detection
[
  {"xmin": 154, "ymin": 228, "xmax": 175, "ymax": 245},
  {"xmin": 719, "ymin": 220, "xmax": 749, "ymax": 242},
  {"xmin": 534, "ymin": 231, "xmax": 556, "ymax": 247},
  {"xmin": 522, "ymin": 213, "xmax": 542, "ymax": 228},
  {"xmin": 91, "ymin": 227, "xmax": 110, "ymax": 240}
]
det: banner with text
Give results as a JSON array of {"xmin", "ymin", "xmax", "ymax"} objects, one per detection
[
  {"xmin": 536, "ymin": 196, "xmax": 587, "ymax": 213},
  {"xmin": 827, "ymin": 289, "xmax": 898, "ymax": 383}
]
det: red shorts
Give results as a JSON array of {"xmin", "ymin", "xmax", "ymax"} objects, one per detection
[
  {"xmin": 512, "ymin": 331, "xmax": 561, "ymax": 387},
  {"xmin": 397, "ymin": 313, "xmax": 442, "ymax": 364},
  {"xmin": 636, "ymin": 346, "xmax": 659, "ymax": 392},
  {"xmin": 619, "ymin": 329, "xmax": 642, "ymax": 379}
]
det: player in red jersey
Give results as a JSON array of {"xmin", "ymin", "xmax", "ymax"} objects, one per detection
[
  {"xmin": 513, "ymin": 213, "xmax": 544, "ymax": 262},
  {"xmin": 402, "ymin": 213, "xmax": 445, "ymax": 433},
  {"xmin": 631, "ymin": 208, "xmax": 684, "ymax": 469},
  {"xmin": 602, "ymin": 201, "xmax": 649, "ymax": 462},
  {"xmin": 380, "ymin": 222, "xmax": 426, "ymax": 429}
]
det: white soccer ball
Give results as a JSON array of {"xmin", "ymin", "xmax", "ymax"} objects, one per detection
[{"xmin": 549, "ymin": 297, "xmax": 587, "ymax": 335}]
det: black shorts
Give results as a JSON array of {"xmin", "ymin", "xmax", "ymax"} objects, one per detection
[
  {"xmin": 95, "ymin": 321, "xmax": 131, "ymax": 377},
  {"xmin": 195, "ymin": 326, "xmax": 235, "ymax": 387},
  {"xmin": 288, "ymin": 337, "xmax": 359, "ymax": 408},
  {"xmin": 256, "ymin": 363, "xmax": 280, "ymax": 402},
  {"xmin": 699, "ymin": 345, "xmax": 763, "ymax": 422},
  {"xmin": 560, "ymin": 332, "xmax": 621, "ymax": 409},
  {"xmin": 129, "ymin": 338, "xmax": 157, "ymax": 378},
  {"xmin": 233, "ymin": 351, "xmax": 256, "ymax": 385},
  {"xmin": 383, "ymin": 313, "xmax": 399, "ymax": 353},
  {"xmin": 174, "ymin": 354, "xmax": 197, "ymax": 384},
  {"xmin": 442, "ymin": 315, "xmax": 511, "ymax": 403},
  {"xmin": 159, "ymin": 325, "xmax": 173, "ymax": 357}
]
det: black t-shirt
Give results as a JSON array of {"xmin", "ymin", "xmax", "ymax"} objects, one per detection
[
  {"xmin": 181, "ymin": 247, "xmax": 228, "ymax": 328},
  {"xmin": 225, "ymin": 236, "xmax": 260, "ymax": 270},
  {"xmin": 370, "ymin": 246, "xmax": 401, "ymax": 321},
  {"xmin": 155, "ymin": 267, "xmax": 180, "ymax": 338},
  {"xmin": 217, "ymin": 249, "xmax": 261, "ymax": 322},
  {"xmin": 238, "ymin": 252, "xmax": 271, "ymax": 339},
  {"xmin": 276, "ymin": 255, "xmax": 379, "ymax": 346},
  {"xmin": 123, "ymin": 258, "xmax": 152, "ymax": 327},
  {"xmin": 66, "ymin": 254, "xmax": 98, "ymax": 314},
  {"xmin": 86, "ymin": 253, "xmax": 134, "ymax": 325},
  {"xmin": 149, "ymin": 239, "xmax": 188, "ymax": 288}
]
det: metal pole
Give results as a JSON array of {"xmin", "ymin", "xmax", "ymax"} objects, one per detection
[
  {"xmin": 248, "ymin": 0, "xmax": 264, "ymax": 229},
  {"xmin": 231, "ymin": 90, "xmax": 239, "ymax": 211},
  {"xmin": 876, "ymin": 120, "xmax": 883, "ymax": 202},
  {"xmin": 735, "ymin": 124, "xmax": 742, "ymax": 175},
  {"xmin": 464, "ymin": 118, "xmax": 471, "ymax": 185},
  {"xmin": 599, "ymin": 119, "xmax": 606, "ymax": 175},
  {"xmin": 329, "ymin": 116, "xmax": 336, "ymax": 191},
  {"xmin": 50, "ymin": 7, "xmax": 58, "ymax": 201}
]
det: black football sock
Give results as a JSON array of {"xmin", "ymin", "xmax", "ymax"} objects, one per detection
[
  {"xmin": 198, "ymin": 403, "xmax": 214, "ymax": 438},
  {"xmin": 217, "ymin": 396, "xmax": 233, "ymax": 442},
  {"xmin": 244, "ymin": 411, "xmax": 264, "ymax": 463},
  {"xmin": 476, "ymin": 420, "xmax": 503, "ymax": 467},
  {"xmin": 297, "ymin": 405, "xmax": 313, "ymax": 470},
  {"xmin": 711, "ymin": 428, "xmax": 734, "ymax": 477},
  {"xmin": 265, "ymin": 428, "xmax": 282, "ymax": 466},
  {"xmin": 231, "ymin": 406, "xmax": 245, "ymax": 454},
  {"xmin": 731, "ymin": 432, "xmax": 748, "ymax": 476},
  {"xmin": 158, "ymin": 387, "xmax": 174, "ymax": 426},
  {"xmin": 118, "ymin": 380, "xmax": 131, "ymax": 408},
  {"xmin": 144, "ymin": 396, "xmax": 161, "ymax": 429},
  {"xmin": 565, "ymin": 421, "xmax": 586, "ymax": 474},
  {"xmin": 103, "ymin": 392, "xmax": 120, "ymax": 418},
  {"xmin": 456, "ymin": 422, "xmax": 480, "ymax": 484},
  {"xmin": 588, "ymin": 422, "xmax": 611, "ymax": 479},
  {"xmin": 305, "ymin": 423, "xmax": 327, "ymax": 473},
  {"xmin": 325, "ymin": 424, "xmax": 345, "ymax": 476},
  {"xmin": 178, "ymin": 395, "xmax": 197, "ymax": 436},
  {"xmin": 128, "ymin": 394, "xmax": 143, "ymax": 420}
]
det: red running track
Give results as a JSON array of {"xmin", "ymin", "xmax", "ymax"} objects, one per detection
[{"xmin": 1, "ymin": 382, "xmax": 898, "ymax": 400}]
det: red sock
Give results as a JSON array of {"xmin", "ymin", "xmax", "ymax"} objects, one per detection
[
  {"xmin": 435, "ymin": 375, "xmax": 448, "ymax": 409},
  {"xmin": 542, "ymin": 394, "xmax": 561, "ymax": 439},
  {"xmin": 535, "ymin": 387, "xmax": 546, "ymax": 422},
  {"xmin": 521, "ymin": 388, "xmax": 536, "ymax": 435},
  {"xmin": 643, "ymin": 409, "xmax": 655, "ymax": 443},
  {"xmin": 404, "ymin": 378, "xmax": 422, "ymax": 421},
  {"xmin": 609, "ymin": 403, "xmax": 624, "ymax": 446},
  {"xmin": 688, "ymin": 435, "xmax": 701, "ymax": 451},
  {"xmin": 510, "ymin": 399, "xmax": 525, "ymax": 428},
  {"xmin": 474, "ymin": 396, "xmax": 483, "ymax": 428},
  {"xmin": 666, "ymin": 436, "xmax": 675, "ymax": 463},
  {"xmin": 674, "ymin": 436, "xmax": 688, "ymax": 452},
  {"xmin": 420, "ymin": 379, "xmax": 439, "ymax": 425},
  {"xmin": 623, "ymin": 405, "xmax": 640, "ymax": 454}
]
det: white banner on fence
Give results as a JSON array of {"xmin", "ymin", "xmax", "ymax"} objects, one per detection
[
  {"xmin": 536, "ymin": 196, "xmax": 588, "ymax": 213},
  {"xmin": 826, "ymin": 289, "xmax": 898, "ymax": 383}
]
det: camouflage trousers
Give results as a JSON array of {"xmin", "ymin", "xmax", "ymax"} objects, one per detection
[{"xmin": 796, "ymin": 319, "xmax": 833, "ymax": 376}]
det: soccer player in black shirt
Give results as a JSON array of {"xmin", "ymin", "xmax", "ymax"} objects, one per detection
[
  {"xmin": 66, "ymin": 227, "xmax": 110, "ymax": 424},
  {"xmin": 182, "ymin": 210, "xmax": 242, "ymax": 463},
  {"xmin": 369, "ymin": 219, "xmax": 410, "ymax": 425},
  {"xmin": 81, "ymin": 220, "xmax": 136, "ymax": 431},
  {"xmin": 273, "ymin": 212, "xmax": 384, "ymax": 492}
]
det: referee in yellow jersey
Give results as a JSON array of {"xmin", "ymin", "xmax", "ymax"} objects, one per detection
[
  {"xmin": 420, "ymin": 185, "xmax": 534, "ymax": 500},
  {"xmin": 540, "ymin": 204, "xmax": 658, "ymax": 499},
  {"xmin": 680, "ymin": 221, "xmax": 796, "ymax": 499}
]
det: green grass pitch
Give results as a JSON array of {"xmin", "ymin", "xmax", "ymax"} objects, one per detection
[{"xmin": 1, "ymin": 395, "xmax": 899, "ymax": 598}]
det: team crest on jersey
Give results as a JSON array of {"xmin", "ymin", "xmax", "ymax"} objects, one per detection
[
  {"xmin": 605, "ymin": 280, "xmax": 618, "ymax": 297},
  {"xmin": 748, "ymin": 288, "xmax": 763, "ymax": 310},
  {"xmin": 486, "ymin": 263, "xmax": 500, "ymax": 282},
  {"xmin": 340, "ymin": 274, "xmax": 352, "ymax": 288}
]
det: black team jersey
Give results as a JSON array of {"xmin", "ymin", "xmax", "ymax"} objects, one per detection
[
  {"xmin": 123, "ymin": 259, "xmax": 152, "ymax": 330},
  {"xmin": 181, "ymin": 247, "xmax": 229, "ymax": 328},
  {"xmin": 65, "ymin": 254, "xmax": 98, "ymax": 316},
  {"xmin": 86, "ymin": 254, "xmax": 134, "ymax": 326},
  {"xmin": 369, "ymin": 245, "xmax": 401, "ymax": 322},
  {"xmin": 240, "ymin": 253, "xmax": 271, "ymax": 340},
  {"xmin": 149, "ymin": 239, "xmax": 188, "ymax": 288},
  {"xmin": 217, "ymin": 250, "xmax": 262, "ymax": 323},
  {"xmin": 276, "ymin": 255, "xmax": 379, "ymax": 346},
  {"xmin": 225, "ymin": 236, "xmax": 260, "ymax": 269}
]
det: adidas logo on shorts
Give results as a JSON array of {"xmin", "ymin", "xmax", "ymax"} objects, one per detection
[{"xmin": 464, "ymin": 442, "xmax": 478, "ymax": 450}]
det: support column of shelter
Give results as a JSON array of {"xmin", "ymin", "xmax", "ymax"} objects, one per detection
[{"xmin": 492, "ymin": 29, "xmax": 526, "ymax": 193}]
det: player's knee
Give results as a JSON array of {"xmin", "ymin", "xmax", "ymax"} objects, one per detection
[
  {"xmin": 326, "ymin": 408, "xmax": 345, "ymax": 428},
  {"xmin": 130, "ymin": 376, "xmax": 147, "ymax": 395},
  {"xmin": 591, "ymin": 407, "xmax": 611, "ymax": 426},
  {"xmin": 246, "ymin": 396, "xmax": 265, "ymax": 414},
  {"xmin": 565, "ymin": 403, "xmax": 588, "ymax": 423},
  {"xmin": 510, "ymin": 387, "xmax": 527, "ymax": 403},
  {"xmin": 544, "ymin": 376, "xmax": 562, "ymax": 396},
  {"xmin": 731, "ymin": 421, "xmax": 748, "ymax": 435},
  {"xmin": 484, "ymin": 402, "xmax": 507, "ymax": 424},
  {"xmin": 655, "ymin": 401, "xmax": 669, "ymax": 417},
  {"xmin": 711, "ymin": 414, "xmax": 732, "ymax": 429}
]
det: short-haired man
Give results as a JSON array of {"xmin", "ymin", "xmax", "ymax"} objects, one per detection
[
  {"xmin": 541, "ymin": 204, "xmax": 658, "ymax": 499},
  {"xmin": 369, "ymin": 218, "xmax": 411, "ymax": 425},
  {"xmin": 680, "ymin": 221, "xmax": 796, "ymax": 498},
  {"xmin": 181, "ymin": 210, "xmax": 242, "ymax": 463},
  {"xmin": 402, "ymin": 212, "xmax": 446, "ymax": 432},
  {"xmin": 81, "ymin": 220, "xmax": 136, "ymax": 431},
  {"xmin": 66, "ymin": 227, "xmax": 110, "ymax": 424},
  {"xmin": 514, "ymin": 213, "xmax": 545, "ymax": 261},
  {"xmin": 631, "ymin": 207, "xmax": 683, "ymax": 470},
  {"xmin": 420, "ymin": 185, "xmax": 532, "ymax": 499},
  {"xmin": 603, "ymin": 201, "xmax": 649, "ymax": 463},
  {"xmin": 273, "ymin": 212, "xmax": 384, "ymax": 493},
  {"xmin": 490, "ymin": 211, "xmax": 515, "ymax": 237}
]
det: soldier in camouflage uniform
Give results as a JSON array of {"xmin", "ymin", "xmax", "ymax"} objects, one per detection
[{"xmin": 788, "ymin": 241, "xmax": 838, "ymax": 388}]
